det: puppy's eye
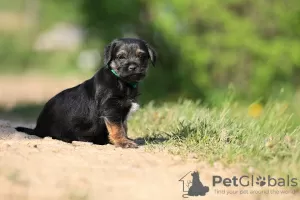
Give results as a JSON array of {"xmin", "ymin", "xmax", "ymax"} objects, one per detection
[
  {"xmin": 117, "ymin": 54, "xmax": 126, "ymax": 59},
  {"xmin": 138, "ymin": 53, "xmax": 146, "ymax": 59}
]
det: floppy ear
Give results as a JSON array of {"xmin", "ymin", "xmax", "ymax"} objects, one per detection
[
  {"xmin": 146, "ymin": 43, "xmax": 157, "ymax": 66},
  {"xmin": 103, "ymin": 40, "xmax": 117, "ymax": 66}
]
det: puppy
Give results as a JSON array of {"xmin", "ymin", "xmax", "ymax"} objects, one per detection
[{"xmin": 15, "ymin": 38, "xmax": 156, "ymax": 148}]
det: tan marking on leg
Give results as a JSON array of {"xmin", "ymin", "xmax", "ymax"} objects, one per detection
[
  {"xmin": 105, "ymin": 121, "xmax": 124, "ymax": 142},
  {"xmin": 104, "ymin": 120, "xmax": 137, "ymax": 148}
]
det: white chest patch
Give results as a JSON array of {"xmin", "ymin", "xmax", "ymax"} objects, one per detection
[{"xmin": 126, "ymin": 102, "xmax": 140, "ymax": 121}]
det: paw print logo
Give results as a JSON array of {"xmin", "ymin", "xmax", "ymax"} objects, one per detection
[{"xmin": 256, "ymin": 176, "xmax": 266, "ymax": 186}]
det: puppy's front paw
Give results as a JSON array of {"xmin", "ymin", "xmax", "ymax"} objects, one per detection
[{"xmin": 115, "ymin": 139, "xmax": 138, "ymax": 148}]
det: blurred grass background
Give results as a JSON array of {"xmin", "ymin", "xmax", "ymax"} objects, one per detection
[{"xmin": 0, "ymin": 0, "xmax": 300, "ymax": 118}]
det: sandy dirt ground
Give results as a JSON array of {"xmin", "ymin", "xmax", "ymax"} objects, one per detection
[{"xmin": 0, "ymin": 75, "xmax": 300, "ymax": 200}]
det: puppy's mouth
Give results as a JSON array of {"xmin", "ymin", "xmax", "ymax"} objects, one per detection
[{"xmin": 125, "ymin": 73, "xmax": 146, "ymax": 82}]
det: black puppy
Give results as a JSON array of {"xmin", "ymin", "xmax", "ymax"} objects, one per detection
[{"xmin": 16, "ymin": 38, "xmax": 156, "ymax": 148}]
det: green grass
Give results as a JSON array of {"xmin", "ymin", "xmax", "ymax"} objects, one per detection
[{"xmin": 129, "ymin": 99, "xmax": 300, "ymax": 179}]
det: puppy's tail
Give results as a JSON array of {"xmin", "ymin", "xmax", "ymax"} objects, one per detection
[{"xmin": 15, "ymin": 126, "xmax": 35, "ymax": 135}]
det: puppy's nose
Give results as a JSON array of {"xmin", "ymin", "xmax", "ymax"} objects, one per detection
[{"xmin": 128, "ymin": 65, "xmax": 137, "ymax": 71}]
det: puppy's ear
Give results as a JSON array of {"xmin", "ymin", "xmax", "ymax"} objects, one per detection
[
  {"xmin": 103, "ymin": 40, "xmax": 117, "ymax": 66},
  {"xmin": 145, "ymin": 43, "xmax": 157, "ymax": 66}
]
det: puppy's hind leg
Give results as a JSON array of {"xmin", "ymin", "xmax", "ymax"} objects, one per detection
[{"xmin": 104, "ymin": 120, "xmax": 138, "ymax": 148}]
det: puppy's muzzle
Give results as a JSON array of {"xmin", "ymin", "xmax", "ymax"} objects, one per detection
[
  {"xmin": 128, "ymin": 64, "xmax": 137, "ymax": 71},
  {"xmin": 128, "ymin": 73, "xmax": 146, "ymax": 82}
]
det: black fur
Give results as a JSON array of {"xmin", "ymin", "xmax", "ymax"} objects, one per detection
[{"xmin": 15, "ymin": 38, "xmax": 156, "ymax": 146}]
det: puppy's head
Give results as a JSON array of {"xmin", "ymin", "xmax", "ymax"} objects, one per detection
[{"xmin": 103, "ymin": 38, "xmax": 157, "ymax": 82}]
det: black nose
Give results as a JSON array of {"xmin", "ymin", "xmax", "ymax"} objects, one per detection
[{"xmin": 128, "ymin": 65, "xmax": 137, "ymax": 71}]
